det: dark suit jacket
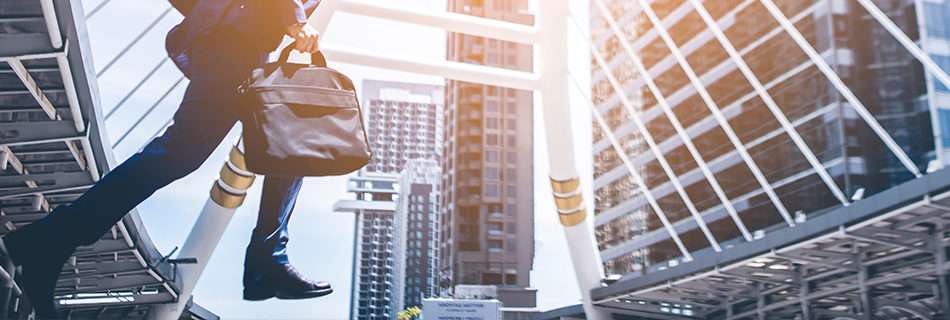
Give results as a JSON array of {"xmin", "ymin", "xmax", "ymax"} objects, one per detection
[{"xmin": 166, "ymin": 0, "xmax": 319, "ymax": 77}]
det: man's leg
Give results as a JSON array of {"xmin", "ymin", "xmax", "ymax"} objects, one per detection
[
  {"xmin": 243, "ymin": 176, "xmax": 332, "ymax": 300},
  {"xmin": 3, "ymin": 81, "xmax": 239, "ymax": 317},
  {"xmin": 246, "ymin": 175, "xmax": 302, "ymax": 266}
]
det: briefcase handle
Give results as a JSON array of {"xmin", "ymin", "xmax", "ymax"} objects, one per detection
[{"xmin": 278, "ymin": 41, "xmax": 328, "ymax": 67}]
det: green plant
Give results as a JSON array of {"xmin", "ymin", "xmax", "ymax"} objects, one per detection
[{"xmin": 397, "ymin": 306, "xmax": 422, "ymax": 320}]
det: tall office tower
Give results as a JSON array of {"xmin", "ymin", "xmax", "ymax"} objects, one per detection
[
  {"xmin": 589, "ymin": 0, "xmax": 945, "ymax": 276},
  {"xmin": 442, "ymin": 0, "xmax": 537, "ymax": 312},
  {"xmin": 336, "ymin": 80, "xmax": 446, "ymax": 319},
  {"xmin": 362, "ymin": 80, "xmax": 444, "ymax": 174},
  {"xmin": 335, "ymin": 173, "xmax": 399, "ymax": 320},
  {"xmin": 392, "ymin": 160, "xmax": 442, "ymax": 312}
]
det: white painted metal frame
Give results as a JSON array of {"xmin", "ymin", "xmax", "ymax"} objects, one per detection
[
  {"xmin": 649, "ymin": 0, "xmax": 852, "ymax": 209},
  {"xmin": 589, "ymin": 32, "xmax": 720, "ymax": 253},
  {"xmin": 150, "ymin": 1, "xmax": 608, "ymax": 319},
  {"xmin": 2, "ymin": 54, "xmax": 100, "ymax": 181},
  {"xmin": 571, "ymin": 74, "xmax": 693, "ymax": 260},
  {"xmin": 336, "ymin": 0, "xmax": 537, "ymax": 45},
  {"xmin": 758, "ymin": 0, "xmax": 922, "ymax": 178},
  {"xmin": 590, "ymin": 0, "xmax": 756, "ymax": 239},
  {"xmin": 320, "ymin": 44, "xmax": 539, "ymax": 91},
  {"xmin": 4, "ymin": 0, "xmax": 99, "ymax": 182}
]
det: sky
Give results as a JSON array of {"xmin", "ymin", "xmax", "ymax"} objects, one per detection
[{"xmin": 80, "ymin": 0, "xmax": 592, "ymax": 319}]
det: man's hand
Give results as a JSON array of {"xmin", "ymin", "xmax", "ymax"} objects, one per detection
[{"xmin": 287, "ymin": 23, "xmax": 320, "ymax": 53}]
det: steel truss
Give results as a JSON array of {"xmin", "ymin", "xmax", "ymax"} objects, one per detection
[{"xmin": 596, "ymin": 184, "xmax": 950, "ymax": 320}]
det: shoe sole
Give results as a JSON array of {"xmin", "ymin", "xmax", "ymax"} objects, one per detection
[
  {"xmin": 275, "ymin": 288, "xmax": 333, "ymax": 300},
  {"xmin": 243, "ymin": 288, "xmax": 276, "ymax": 301}
]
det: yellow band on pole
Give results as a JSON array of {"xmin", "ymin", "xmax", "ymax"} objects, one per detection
[
  {"xmin": 210, "ymin": 182, "xmax": 246, "ymax": 209},
  {"xmin": 554, "ymin": 193, "xmax": 584, "ymax": 212},
  {"xmin": 558, "ymin": 209, "xmax": 587, "ymax": 227},
  {"xmin": 550, "ymin": 176, "xmax": 581, "ymax": 195},
  {"xmin": 229, "ymin": 147, "xmax": 248, "ymax": 171},
  {"xmin": 550, "ymin": 176, "xmax": 587, "ymax": 227},
  {"xmin": 219, "ymin": 162, "xmax": 255, "ymax": 190}
]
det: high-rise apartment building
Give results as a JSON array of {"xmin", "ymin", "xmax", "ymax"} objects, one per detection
[
  {"xmin": 589, "ymin": 0, "xmax": 944, "ymax": 276},
  {"xmin": 335, "ymin": 173, "xmax": 399, "ymax": 320},
  {"xmin": 336, "ymin": 80, "xmax": 445, "ymax": 320},
  {"xmin": 392, "ymin": 160, "xmax": 442, "ymax": 312},
  {"xmin": 442, "ymin": 0, "xmax": 537, "ymax": 311},
  {"xmin": 362, "ymin": 80, "xmax": 443, "ymax": 174}
]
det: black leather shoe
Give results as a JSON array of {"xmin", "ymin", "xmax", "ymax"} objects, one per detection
[
  {"xmin": 243, "ymin": 264, "xmax": 332, "ymax": 301},
  {"xmin": 3, "ymin": 225, "xmax": 75, "ymax": 319}
]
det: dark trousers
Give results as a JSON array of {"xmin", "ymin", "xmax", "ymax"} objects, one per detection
[{"xmin": 41, "ymin": 42, "xmax": 299, "ymax": 267}]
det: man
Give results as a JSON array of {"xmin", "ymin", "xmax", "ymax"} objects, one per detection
[{"xmin": 3, "ymin": 0, "xmax": 329, "ymax": 317}]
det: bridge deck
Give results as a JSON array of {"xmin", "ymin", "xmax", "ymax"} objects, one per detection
[{"xmin": 594, "ymin": 167, "xmax": 950, "ymax": 319}]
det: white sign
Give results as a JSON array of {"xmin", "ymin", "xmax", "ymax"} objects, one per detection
[{"xmin": 422, "ymin": 298, "xmax": 502, "ymax": 320}]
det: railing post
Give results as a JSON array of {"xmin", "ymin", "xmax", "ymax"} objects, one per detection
[
  {"xmin": 538, "ymin": 1, "xmax": 608, "ymax": 319},
  {"xmin": 148, "ymin": 144, "xmax": 255, "ymax": 320}
]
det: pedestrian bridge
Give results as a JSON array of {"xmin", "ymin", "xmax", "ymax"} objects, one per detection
[
  {"xmin": 0, "ymin": 0, "xmax": 200, "ymax": 319},
  {"xmin": 4, "ymin": 0, "xmax": 950, "ymax": 319}
]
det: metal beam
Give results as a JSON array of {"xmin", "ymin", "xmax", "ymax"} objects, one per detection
[
  {"xmin": 6, "ymin": 59, "xmax": 60, "ymax": 120},
  {"xmin": 337, "ymin": 0, "xmax": 537, "ymax": 45},
  {"xmin": 687, "ymin": 0, "xmax": 850, "ymax": 207},
  {"xmin": 322, "ymin": 45, "xmax": 540, "ymax": 91}
]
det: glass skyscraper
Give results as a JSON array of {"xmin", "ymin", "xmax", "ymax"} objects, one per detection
[{"xmin": 590, "ymin": 0, "xmax": 945, "ymax": 277}]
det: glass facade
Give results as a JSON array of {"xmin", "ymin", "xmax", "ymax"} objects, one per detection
[{"xmin": 591, "ymin": 0, "xmax": 940, "ymax": 276}]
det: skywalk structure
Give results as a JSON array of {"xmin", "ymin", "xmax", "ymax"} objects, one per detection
[
  {"xmin": 5, "ymin": 0, "xmax": 950, "ymax": 319},
  {"xmin": 0, "ymin": 0, "xmax": 200, "ymax": 318}
]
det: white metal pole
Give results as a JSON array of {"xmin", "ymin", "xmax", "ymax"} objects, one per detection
[
  {"xmin": 39, "ymin": 0, "xmax": 63, "ymax": 49},
  {"xmin": 148, "ymin": 145, "xmax": 255, "ymax": 320},
  {"xmin": 538, "ymin": 1, "xmax": 609, "ymax": 319}
]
